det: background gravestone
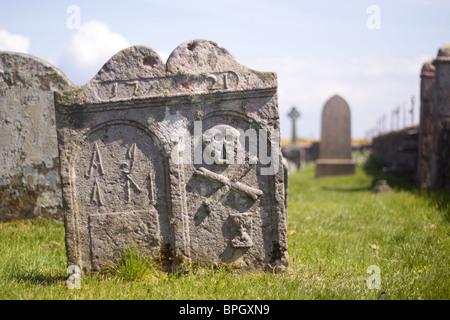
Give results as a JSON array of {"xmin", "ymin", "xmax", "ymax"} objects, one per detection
[
  {"xmin": 417, "ymin": 60, "xmax": 435, "ymax": 189},
  {"xmin": 315, "ymin": 94, "xmax": 355, "ymax": 177},
  {"xmin": 0, "ymin": 52, "xmax": 73, "ymax": 221},
  {"xmin": 431, "ymin": 43, "xmax": 450, "ymax": 189},
  {"xmin": 54, "ymin": 40, "xmax": 288, "ymax": 273},
  {"xmin": 282, "ymin": 106, "xmax": 302, "ymax": 173}
]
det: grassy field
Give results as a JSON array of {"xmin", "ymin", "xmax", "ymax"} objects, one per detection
[{"xmin": 0, "ymin": 153, "xmax": 449, "ymax": 300}]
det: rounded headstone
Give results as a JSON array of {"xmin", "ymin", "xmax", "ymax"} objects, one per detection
[
  {"xmin": 437, "ymin": 43, "xmax": 450, "ymax": 58},
  {"xmin": 319, "ymin": 95, "xmax": 352, "ymax": 159},
  {"xmin": 0, "ymin": 52, "xmax": 74, "ymax": 221},
  {"xmin": 315, "ymin": 94, "xmax": 355, "ymax": 177},
  {"xmin": 420, "ymin": 59, "xmax": 435, "ymax": 78}
]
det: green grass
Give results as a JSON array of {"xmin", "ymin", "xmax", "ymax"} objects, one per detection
[{"xmin": 1, "ymin": 154, "xmax": 449, "ymax": 300}]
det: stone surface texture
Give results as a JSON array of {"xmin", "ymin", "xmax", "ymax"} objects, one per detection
[
  {"xmin": 54, "ymin": 40, "xmax": 288, "ymax": 273},
  {"xmin": 417, "ymin": 60, "xmax": 435, "ymax": 188},
  {"xmin": 431, "ymin": 43, "xmax": 450, "ymax": 189},
  {"xmin": 371, "ymin": 126, "xmax": 418, "ymax": 176},
  {"xmin": 315, "ymin": 95, "xmax": 355, "ymax": 177},
  {"xmin": 0, "ymin": 52, "xmax": 73, "ymax": 221}
]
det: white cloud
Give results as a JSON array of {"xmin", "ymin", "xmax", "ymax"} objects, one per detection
[
  {"xmin": 58, "ymin": 20, "xmax": 130, "ymax": 85},
  {"xmin": 157, "ymin": 50, "xmax": 170, "ymax": 63},
  {"xmin": 0, "ymin": 29, "xmax": 29, "ymax": 53},
  {"xmin": 241, "ymin": 54, "xmax": 429, "ymax": 139}
]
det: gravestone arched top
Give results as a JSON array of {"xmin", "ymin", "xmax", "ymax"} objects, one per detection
[
  {"xmin": 421, "ymin": 59, "xmax": 436, "ymax": 78},
  {"xmin": 93, "ymin": 46, "xmax": 165, "ymax": 82},
  {"xmin": 435, "ymin": 43, "xmax": 450, "ymax": 64},
  {"xmin": 322, "ymin": 95, "xmax": 350, "ymax": 119},
  {"xmin": 56, "ymin": 40, "xmax": 277, "ymax": 108},
  {"xmin": 166, "ymin": 39, "xmax": 247, "ymax": 74},
  {"xmin": 437, "ymin": 43, "xmax": 450, "ymax": 57},
  {"xmin": 0, "ymin": 51, "xmax": 73, "ymax": 90}
]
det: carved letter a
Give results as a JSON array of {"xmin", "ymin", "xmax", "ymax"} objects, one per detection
[{"xmin": 85, "ymin": 142, "xmax": 104, "ymax": 178}]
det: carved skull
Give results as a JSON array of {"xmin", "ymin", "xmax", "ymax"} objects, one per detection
[{"xmin": 203, "ymin": 124, "xmax": 243, "ymax": 165}]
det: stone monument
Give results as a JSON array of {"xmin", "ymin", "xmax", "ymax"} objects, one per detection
[
  {"xmin": 282, "ymin": 106, "xmax": 302, "ymax": 172},
  {"xmin": 288, "ymin": 106, "xmax": 300, "ymax": 144},
  {"xmin": 0, "ymin": 52, "xmax": 74, "ymax": 221},
  {"xmin": 54, "ymin": 40, "xmax": 288, "ymax": 273},
  {"xmin": 417, "ymin": 60, "xmax": 435, "ymax": 189},
  {"xmin": 430, "ymin": 43, "xmax": 450, "ymax": 189},
  {"xmin": 315, "ymin": 94, "xmax": 355, "ymax": 177}
]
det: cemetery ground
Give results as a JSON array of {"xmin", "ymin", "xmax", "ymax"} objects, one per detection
[{"xmin": 0, "ymin": 152, "xmax": 448, "ymax": 300}]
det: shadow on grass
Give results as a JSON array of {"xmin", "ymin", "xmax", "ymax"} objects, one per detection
[
  {"xmin": 362, "ymin": 155, "xmax": 416, "ymax": 190},
  {"xmin": 362, "ymin": 154, "xmax": 450, "ymax": 220},
  {"xmin": 420, "ymin": 190, "xmax": 450, "ymax": 223},
  {"xmin": 9, "ymin": 270, "xmax": 67, "ymax": 285}
]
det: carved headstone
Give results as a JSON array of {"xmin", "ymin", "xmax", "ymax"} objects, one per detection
[
  {"xmin": 315, "ymin": 94, "xmax": 355, "ymax": 177},
  {"xmin": 0, "ymin": 52, "xmax": 74, "ymax": 221},
  {"xmin": 54, "ymin": 40, "xmax": 288, "ymax": 273}
]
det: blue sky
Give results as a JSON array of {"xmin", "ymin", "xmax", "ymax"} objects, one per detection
[{"xmin": 1, "ymin": 0, "xmax": 449, "ymax": 139}]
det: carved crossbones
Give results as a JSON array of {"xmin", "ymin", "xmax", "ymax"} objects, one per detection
[{"xmin": 194, "ymin": 165, "xmax": 263, "ymax": 213}]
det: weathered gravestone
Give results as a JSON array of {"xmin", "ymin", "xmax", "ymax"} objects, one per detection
[
  {"xmin": 54, "ymin": 40, "xmax": 288, "ymax": 273},
  {"xmin": 0, "ymin": 52, "xmax": 73, "ymax": 221},
  {"xmin": 315, "ymin": 94, "xmax": 355, "ymax": 177},
  {"xmin": 430, "ymin": 43, "xmax": 450, "ymax": 189},
  {"xmin": 417, "ymin": 60, "xmax": 435, "ymax": 189}
]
